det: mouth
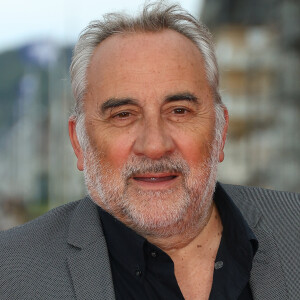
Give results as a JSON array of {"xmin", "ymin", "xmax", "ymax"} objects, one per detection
[{"xmin": 131, "ymin": 173, "xmax": 179, "ymax": 189}]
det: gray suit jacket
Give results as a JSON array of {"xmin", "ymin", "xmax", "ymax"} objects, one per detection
[{"xmin": 0, "ymin": 183, "xmax": 299, "ymax": 299}]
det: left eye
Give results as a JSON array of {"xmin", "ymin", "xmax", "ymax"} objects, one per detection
[{"xmin": 173, "ymin": 108, "xmax": 188, "ymax": 114}]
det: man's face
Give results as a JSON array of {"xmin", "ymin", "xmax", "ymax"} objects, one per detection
[{"xmin": 72, "ymin": 30, "xmax": 227, "ymax": 238}]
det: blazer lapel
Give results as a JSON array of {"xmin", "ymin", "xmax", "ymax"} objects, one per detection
[
  {"xmin": 220, "ymin": 184, "xmax": 289, "ymax": 300},
  {"xmin": 67, "ymin": 197, "xmax": 116, "ymax": 300},
  {"xmin": 250, "ymin": 227, "xmax": 288, "ymax": 300}
]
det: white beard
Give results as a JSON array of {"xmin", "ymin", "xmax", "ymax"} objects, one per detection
[{"xmin": 83, "ymin": 138, "xmax": 220, "ymax": 239}]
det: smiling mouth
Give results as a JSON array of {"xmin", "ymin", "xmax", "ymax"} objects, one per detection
[
  {"xmin": 133, "ymin": 175, "xmax": 178, "ymax": 183},
  {"xmin": 132, "ymin": 174, "xmax": 178, "ymax": 183}
]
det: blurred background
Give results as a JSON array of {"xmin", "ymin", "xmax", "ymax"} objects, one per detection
[{"xmin": 0, "ymin": 0, "xmax": 299, "ymax": 230}]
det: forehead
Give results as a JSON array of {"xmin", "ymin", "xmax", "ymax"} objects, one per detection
[{"xmin": 86, "ymin": 29, "xmax": 211, "ymax": 102}]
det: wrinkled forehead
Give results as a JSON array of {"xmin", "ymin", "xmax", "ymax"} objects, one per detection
[
  {"xmin": 84, "ymin": 29, "xmax": 212, "ymax": 108},
  {"xmin": 88, "ymin": 29, "xmax": 206, "ymax": 77}
]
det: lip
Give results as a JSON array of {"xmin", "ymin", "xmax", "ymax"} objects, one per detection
[{"xmin": 131, "ymin": 173, "xmax": 180, "ymax": 189}]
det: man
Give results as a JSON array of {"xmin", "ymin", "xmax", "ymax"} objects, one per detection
[{"xmin": 0, "ymin": 2, "xmax": 299, "ymax": 299}]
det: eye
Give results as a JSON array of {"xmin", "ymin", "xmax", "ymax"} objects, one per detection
[
  {"xmin": 165, "ymin": 105, "xmax": 195, "ymax": 122},
  {"xmin": 173, "ymin": 108, "xmax": 189, "ymax": 114},
  {"xmin": 113, "ymin": 111, "xmax": 131, "ymax": 119},
  {"xmin": 109, "ymin": 109, "xmax": 139, "ymax": 127}
]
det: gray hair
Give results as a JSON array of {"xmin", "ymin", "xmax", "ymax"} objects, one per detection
[
  {"xmin": 70, "ymin": 1, "xmax": 224, "ymax": 118},
  {"xmin": 70, "ymin": 1, "xmax": 226, "ymax": 150}
]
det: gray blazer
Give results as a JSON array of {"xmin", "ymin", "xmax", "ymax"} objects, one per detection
[{"xmin": 0, "ymin": 183, "xmax": 299, "ymax": 299}]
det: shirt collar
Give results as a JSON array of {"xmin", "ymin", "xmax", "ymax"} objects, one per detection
[
  {"xmin": 97, "ymin": 207, "xmax": 147, "ymax": 276},
  {"xmin": 214, "ymin": 182, "xmax": 258, "ymax": 255},
  {"xmin": 210, "ymin": 182, "xmax": 258, "ymax": 299}
]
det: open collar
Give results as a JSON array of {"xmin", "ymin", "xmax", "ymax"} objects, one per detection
[{"xmin": 219, "ymin": 183, "xmax": 289, "ymax": 300}]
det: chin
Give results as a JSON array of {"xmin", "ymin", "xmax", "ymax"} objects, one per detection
[{"xmin": 116, "ymin": 186, "xmax": 214, "ymax": 238}]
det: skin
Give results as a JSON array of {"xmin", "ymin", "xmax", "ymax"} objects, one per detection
[{"xmin": 69, "ymin": 29, "xmax": 228, "ymax": 299}]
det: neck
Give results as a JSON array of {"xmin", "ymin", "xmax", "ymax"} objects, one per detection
[{"xmin": 145, "ymin": 202, "xmax": 223, "ymax": 257}]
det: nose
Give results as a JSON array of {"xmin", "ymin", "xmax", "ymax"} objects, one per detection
[{"xmin": 132, "ymin": 118, "xmax": 175, "ymax": 159}]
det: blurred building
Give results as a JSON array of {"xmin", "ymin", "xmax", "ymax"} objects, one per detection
[
  {"xmin": 0, "ymin": 41, "xmax": 85, "ymax": 229},
  {"xmin": 201, "ymin": 0, "xmax": 300, "ymax": 191}
]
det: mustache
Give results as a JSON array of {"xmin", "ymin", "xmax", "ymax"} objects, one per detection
[{"xmin": 122, "ymin": 155, "xmax": 190, "ymax": 178}]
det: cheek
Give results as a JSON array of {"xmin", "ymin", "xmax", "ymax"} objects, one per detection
[
  {"xmin": 171, "ymin": 125, "xmax": 215, "ymax": 165},
  {"xmin": 178, "ymin": 138, "xmax": 211, "ymax": 164},
  {"xmin": 93, "ymin": 132, "xmax": 135, "ymax": 169}
]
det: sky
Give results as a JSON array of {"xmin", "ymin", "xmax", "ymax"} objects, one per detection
[{"xmin": 0, "ymin": 0, "xmax": 203, "ymax": 53}]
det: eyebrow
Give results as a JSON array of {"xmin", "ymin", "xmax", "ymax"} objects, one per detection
[
  {"xmin": 100, "ymin": 92, "xmax": 199, "ymax": 114},
  {"xmin": 164, "ymin": 92, "xmax": 199, "ymax": 104},
  {"xmin": 101, "ymin": 98, "xmax": 139, "ymax": 113}
]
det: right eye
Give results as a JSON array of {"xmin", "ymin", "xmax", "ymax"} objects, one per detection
[
  {"xmin": 112, "ymin": 111, "xmax": 132, "ymax": 119},
  {"xmin": 109, "ymin": 109, "xmax": 139, "ymax": 127}
]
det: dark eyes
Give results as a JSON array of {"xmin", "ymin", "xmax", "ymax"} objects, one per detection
[
  {"xmin": 110, "ymin": 106, "xmax": 192, "ymax": 126},
  {"xmin": 173, "ymin": 108, "xmax": 189, "ymax": 114},
  {"xmin": 113, "ymin": 108, "xmax": 189, "ymax": 118},
  {"xmin": 113, "ymin": 111, "xmax": 132, "ymax": 119}
]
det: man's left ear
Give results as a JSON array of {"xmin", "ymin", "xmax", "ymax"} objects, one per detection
[{"xmin": 218, "ymin": 107, "xmax": 229, "ymax": 163}]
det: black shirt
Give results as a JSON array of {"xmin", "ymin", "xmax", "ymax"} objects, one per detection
[{"xmin": 98, "ymin": 183, "xmax": 258, "ymax": 299}]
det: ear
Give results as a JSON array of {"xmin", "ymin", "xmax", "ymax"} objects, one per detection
[
  {"xmin": 218, "ymin": 107, "xmax": 229, "ymax": 163},
  {"xmin": 68, "ymin": 118, "xmax": 84, "ymax": 171}
]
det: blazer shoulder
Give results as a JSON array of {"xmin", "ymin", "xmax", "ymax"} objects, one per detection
[
  {"xmin": 0, "ymin": 199, "xmax": 96, "ymax": 299},
  {"xmin": 220, "ymin": 182, "xmax": 299, "ymax": 234},
  {"xmin": 221, "ymin": 182, "xmax": 300, "ymax": 210},
  {"xmin": 0, "ymin": 199, "xmax": 82, "ymax": 250}
]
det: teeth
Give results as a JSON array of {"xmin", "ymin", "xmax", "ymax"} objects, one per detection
[{"xmin": 133, "ymin": 175, "xmax": 177, "ymax": 182}]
